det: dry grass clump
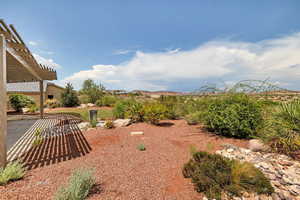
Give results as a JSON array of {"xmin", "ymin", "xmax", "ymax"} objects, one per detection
[{"xmin": 182, "ymin": 151, "xmax": 273, "ymax": 200}]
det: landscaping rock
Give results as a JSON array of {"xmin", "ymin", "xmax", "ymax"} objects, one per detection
[
  {"xmin": 130, "ymin": 131, "xmax": 144, "ymax": 135},
  {"xmin": 77, "ymin": 122, "xmax": 90, "ymax": 131},
  {"xmin": 96, "ymin": 121, "xmax": 106, "ymax": 128},
  {"xmin": 22, "ymin": 107, "xmax": 30, "ymax": 113},
  {"xmin": 78, "ymin": 104, "xmax": 88, "ymax": 108},
  {"xmin": 217, "ymin": 145, "xmax": 300, "ymax": 200},
  {"xmin": 113, "ymin": 119, "xmax": 131, "ymax": 128},
  {"xmin": 87, "ymin": 103, "xmax": 95, "ymax": 107},
  {"xmin": 249, "ymin": 139, "xmax": 269, "ymax": 152}
]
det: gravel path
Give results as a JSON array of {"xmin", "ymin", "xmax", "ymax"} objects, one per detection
[{"xmin": 0, "ymin": 120, "xmax": 248, "ymax": 200}]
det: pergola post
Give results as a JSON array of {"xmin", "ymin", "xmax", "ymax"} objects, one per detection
[
  {"xmin": 39, "ymin": 80, "xmax": 44, "ymax": 119},
  {"xmin": 0, "ymin": 34, "xmax": 7, "ymax": 167}
]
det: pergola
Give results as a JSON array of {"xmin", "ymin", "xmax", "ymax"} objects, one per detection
[{"xmin": 0, "ymin": 20, "xmax": 57, "ymax": 167}]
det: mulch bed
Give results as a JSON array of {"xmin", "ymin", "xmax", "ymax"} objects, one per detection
[{"xmin": 0, "ymin": 120, "xmax": 248, "ymax": 200}]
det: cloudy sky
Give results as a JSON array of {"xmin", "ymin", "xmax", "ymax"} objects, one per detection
[{"xmin": 2, "ymin": 0, "xmax": 300, "ymax": 91}]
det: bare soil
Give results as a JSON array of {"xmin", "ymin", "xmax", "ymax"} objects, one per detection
[{"xmin": 0, "ymin": 120, "xmax": 248, "ymax": 200}]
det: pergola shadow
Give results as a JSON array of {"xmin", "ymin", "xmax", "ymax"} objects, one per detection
[{"xmin": 13, "ymin": 115, "xmax": 92, "ymax": 170}]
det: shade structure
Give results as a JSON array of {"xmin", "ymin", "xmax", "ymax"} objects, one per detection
[{"xmin": 0, "ymin": 19, "xmax": 57, "ymax": 167}]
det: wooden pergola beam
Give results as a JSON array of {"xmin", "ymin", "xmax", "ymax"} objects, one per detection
[{"xmin": 0, "ymin": 34, "xmax": 7, "ymax": 167}]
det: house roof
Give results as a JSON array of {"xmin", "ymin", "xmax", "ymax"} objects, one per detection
[{"xmin": 7, "ymin": 81, "xmax": 62, "ymax": 93}]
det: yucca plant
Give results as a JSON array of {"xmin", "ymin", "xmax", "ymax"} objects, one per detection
[
  {"xmin": 279, "ymin": 100, "xmax": 300, "ymax": 131},
  {"xmin": 0, "ymin": 161, "xmax": 25, "ymax": 185}
]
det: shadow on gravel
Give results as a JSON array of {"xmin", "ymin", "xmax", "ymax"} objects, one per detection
[
  {"xmin": 19, "ymin": 119, "xmax": 92, "ymax": 170},
  {"xmin": 157, "ymin": 122, "xmax": 175, "ymax": 127}
]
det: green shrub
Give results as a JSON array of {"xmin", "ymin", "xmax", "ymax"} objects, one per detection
[
  {"xmin": 104, "ymin": 120, "xmax": 114, "ymax": 129},
  {"xmin": 144, "ymin": 103, "xmax": 167, "ymax": 125},
  {"xmin": 137, "ymin": 144, "xmax": 146, "ymax": 151},
  {"xmin": 182, "ymin": 151, "xmax": 273, "ymax": 200},
  {"xmin": 125, "ymin": 101, "xmax": 145, "ymax": 122},
  {"xmin": 96, "ymin": 95, "xmax": 118, "ymax": 107},
  {"xmin": 185, "ymin": 111, "xmax": 204, "ymax": 125},
  {"xmin": 9, "ymin": 94, "xmax": 35, "ymax": 112},
  {"xmin": 54, "ymin": 168, "xmax": 95, "ymax": 200},
  {"xmin": 204, "ymin": 94, "xmax": 263, "ymax": 138},
  {"xmin": 32, "ymin": 128, "xmax": 43, "ymax": 146},
  {"xmin": 45, "ymin": 99, "xmax": 61, "ymax": 108},
  {"xmin": 61, "ymin": 83, "xmax": 79, "ymax": 107},
  {"xmin": 27, "ymin": 104, "xmax": 39, "ymax": 113},
  {"xmin": 112, "ymin": 101, "xmax": 127, "ymax": 119},
  {"xmin": 79, "ymin": 79, "xmax": 105, "ymax": 104},
  {"xmin": 78, "ymin": 95, "xmax": 90, "ymax": 104},
  {"xmin": 0, "ymin": 161, "xmax": 25, "ymax": 185}
]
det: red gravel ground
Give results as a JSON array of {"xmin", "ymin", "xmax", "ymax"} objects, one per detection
[{"xmin": 0, "ymin": 120, "xmax": 248, "ymax": 200}]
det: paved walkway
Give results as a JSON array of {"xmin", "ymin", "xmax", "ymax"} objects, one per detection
[{"xmin": 7, "ymin": 119, "xmax": 37, "ymax": 150}]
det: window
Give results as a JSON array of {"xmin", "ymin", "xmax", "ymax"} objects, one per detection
[{"xmin": 48, "ymin": 95, "xmax": 54, "ymax": 99}]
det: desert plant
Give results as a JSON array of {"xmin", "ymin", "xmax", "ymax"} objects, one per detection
[
  {"xmin": 9, "ymin": 94, "xmax": 35, "ymax": 112},
  {"xmin": 143, "ymin": 103, "xmax": 167, "ymax": 125},
  {"xmin": 137, "ymin": 144, "xmax": 146, "ymax": 151},
  {"xmin": 90, "ymin": 120, "xmax": 97, "ymax": 128},
  {"xmin": 78, "ymin": 94, "xmax": 90, "ymax": 104},
  {"xmin": 45, "ymin": 99, "xmax": 61, "ymax": 108},
  {"xmin": 96, "ymin": 95, "xmax": 118, "ymax": 107},
  {"xmin": 125, "ymin": 101, "xmax": 145, "ymax": 122},
  {"xmin": 104, "ymin": 120, "xmax": 114, "ymax": 129},
  {"xmin": 61, "ymin": 83, "xmax": 79, "ymax": 107},
  {"xmin": 112, "ymin": 101, "xmax": 127, "ymax": 119},
  {"xmin": 0, "ymin": 161, "xmax": 25, "ymax": 185},
  {"xmin": 27, "ymin": 104, "xmax": 39, "ymax": 113},
  {"xmin": 182, "ymin": 151, "xmax": 273, "ymax": 200},
  {"xmin": 79, "ymin": 79, "xmax": 105, "ymax": 104},
  {"xmin": 32, "ymin": 128, "xmax": 43, "ymax": 146},
  {"xmin": 204, "ymin": 93, "xmax": 263, "ymax": 138},
  {"xmin": 54, "ymin": 168, "xmax": 95, "ymax": 200}
]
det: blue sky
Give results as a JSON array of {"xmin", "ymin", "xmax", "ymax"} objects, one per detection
[{"xmin": 2, "ymin": 0, "xmax": 300, "ymax": 91}]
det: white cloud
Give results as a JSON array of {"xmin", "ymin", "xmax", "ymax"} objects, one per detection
[
  {"xmin": 29, "ymin": 41, "xmax": 38, "ymax": 46},
  {"xmin": 62, "ymin": 32, "xmax": 300, "ymax": 91},
  {"xmin": 33, "ymin": 54, "xmax": 61, "ymax": 69}
]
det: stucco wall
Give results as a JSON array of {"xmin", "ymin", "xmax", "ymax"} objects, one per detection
[{"xmin": 45, "ymin": 85, "xmax": 64, "ymax": 101}]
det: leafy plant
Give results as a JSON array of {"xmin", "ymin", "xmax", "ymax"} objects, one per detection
[
  {"xmin": 112, "ymin": 101, "xmax": 127, "ymax": 119},
  {"xmin": 45, "ymin": 99, "xmax": 61, "ymax": 108},
  {"xmin": 27, "ymin": 104, "xmax": 39, "ymax": 113},
  {"xmin": 9, "ymin": 94, "xmax": 35, "ymax": 112},
  {"xmin": 104, "ymin": 120, "xmax": 114, "ymax": 129},
  {"xmin": 137, "ymin": 144, "xmax": 146, "ymax": 151},
  {"xmin": 79, "ymin": 79, "xmax": 105, "ymax": 104},
  {"xmin": 90, "ymin": 120, "xmax": 97, "ymax": 128},
  {"xmin": 182, "ymin": 151, "xmax": 273, "ymax": 200},
  {"xmin": 96, "ymin": 95, "xmax": 118, "ymax": 107},
  {"xmin": 0, "ymin": 161, "xmax": 25, "ymax": 185},
  {"xmin": 61, "ymin": 83, "xmax": 79, "ymax": 107},
  {"xmin": 78, "ymin": 94, "xmax": 90, "ymax": 104},
  {"xmin": 143, "ymin": 103, "xmax": 167, "ymax": 125},
  {"xmin": 54, "ymin": 168, "xmax": 95, "ymax": 200},
  {"xmin": 32, "ymin": 128, "xmax": 43, "ymax": 146},
  {"xmin": 204, "ymin": 93, "xmax": 263, "ymax": 138},
  {"xmin": 125, "ymin": 101, "xmax": 145, "ymax": 122}
]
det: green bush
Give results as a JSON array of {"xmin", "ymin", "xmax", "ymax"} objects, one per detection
[
  {"xmin": 9, "ymin": 94, "xmax": 35, "ymax": 112},
  {"xmin": 96, "ymin": 95, "xmax": 118, "ymax": 107},
  {"xmin": 112, "ymin": 101, "xmax": 127, "ymax": 119},
  {"xmin": 45, "ymin": 99, "xmax": 61, "ymax": 108},
  {"xmin": 0, "ymin": 161, "xmax": 25, "ymax": 185},
  {"xmin": 54, "ymin": 168, "xmax": 95, "ymax": 200},
  {"xmin": 27, "ymin": 104, "xmax": 39, "ymax": 113},
  {"xmin": 204, "ymin": 94, "xmax": 263, "ymax": 138},
  {"xmin": 185, "ymin": 111, "xmax": 204, "ymax": 125},
  {"xmin": 78, "ymin": 95, "xmax": 90, "ymax": 104},
  {"xmin": 125, "ymin": 101, "xmax": 145, "ymax": 122},
  {"xmin": 61, "ymin": 83, "xmax": 79, "ymax": 107},
  {"xmin": 79, "ymin": 79, "xmax": 105, "ymax": 104},
  {"xmin": 144, "ymin": 103, "xmax": 167, "ymax": 125},
  {"xmin": 182, "ymin": 151, "xmax": 273, "ymax": 200},
  {"xmin": 137, "ymin": 144, "xmax": 146, "ymax": 151}
]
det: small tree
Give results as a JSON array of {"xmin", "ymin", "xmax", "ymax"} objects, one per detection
[
  {"xmin": 61, "ymin": 83, "xmax": 79, "ymax": 107},
  {"xmin": 79, "ymin": 79, "xmax": 105, "ymax": 103}
]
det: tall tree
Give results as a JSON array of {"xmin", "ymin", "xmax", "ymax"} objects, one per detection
[
  {"xmin": 61, "ymin": 83, "xmax": 79, "ymax": 107},
  {"xmin": 80, "ymin": 79, "xmax": 105, "ymax": 103}
]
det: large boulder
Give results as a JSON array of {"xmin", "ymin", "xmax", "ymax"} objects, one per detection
[
  {"xmin": 248, "ymin": 139, "xmax": 269, "ymax": 152},
  {"xmin": 87, "ymin": 103, "xmax": 95, "ymax": 107},
  {"xmin": 96, "ymin": 121, "xmax": 106, "ymax": 128},
  {"xmin": 113, "ymin": 119, "xmax": 131, "ymax": 128}
]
